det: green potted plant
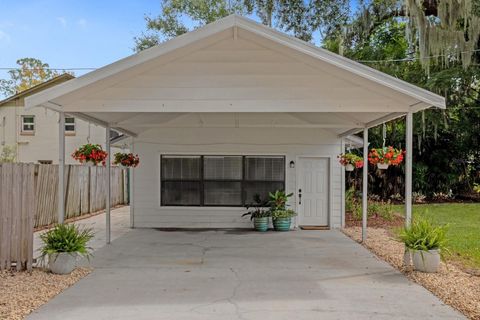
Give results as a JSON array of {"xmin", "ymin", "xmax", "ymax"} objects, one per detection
[
  {"xmin": 113, "ymin": 152, "xmax": 140, "ymax": 168},
  {"xmin": 338, "ymin": 153, "xmax": 364, "ymax": 171},
  {"xmin": 242, "ymin": 195, "xmax": 271, "ymax": 232},
  {"xmin": 71, "ymin": 143, "xmax": 108, "ymax": 166},
  {"xmin": 269, "ymin": 190, "xmax": 296, "ymax": 231},
  {"xmin": 397, "ymin": 218, "xmax": 448, "ymax": 273},
  {"xmin": 40, "ymin": 224, "xmax": 94, "ymax": 274}
]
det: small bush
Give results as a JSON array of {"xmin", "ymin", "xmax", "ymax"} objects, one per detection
[
  {"xmin": 351, "ymin": 200, "xmax": 394, "ymax": 221},
  {"xmin": 40, "ymin": 224, "xmax": 94, "ymax": 259},
  {"xmin": 397, "ymin": 218, "xmax": 448, "ymax": 252}
]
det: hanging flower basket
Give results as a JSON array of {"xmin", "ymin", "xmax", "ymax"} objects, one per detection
[
  {"xmin": 113, "ymin": 152, "xmax": 140, "ymax": 168},
  {"xmin": 368, "ymin": 146, "xmax": 404, "ymax": 170},
  {"xmin": 338, "ymin": 153, "xmax": 364, "ymax": 171},
  {"xmin": 71, "ymin": 144, "xmax": 108, "ymax": 166}
]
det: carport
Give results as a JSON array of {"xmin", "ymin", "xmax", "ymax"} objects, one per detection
[{"xmin": 25, "ymin": 15, "xmax": 446, "ymax": 242}]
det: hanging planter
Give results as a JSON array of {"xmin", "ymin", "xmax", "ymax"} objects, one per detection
[
  {"xmin": 72, "ymin": 144, "xmax": 108, "ymax": 166},
  {"xmin": 113, "ymin": 152, "xmax": 140, "ymax": 168},
  {"xmin": 368, "ymin": 146, "xmax": 404, "ymax": 170},
  {"xmin": 338, "ymin": 153, "xmax": 364, "ymax": 171}
]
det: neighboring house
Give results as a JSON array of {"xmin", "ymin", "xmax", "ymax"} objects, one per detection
[
  {"xmin": 26, "ymin": 15, "xmax": 445, "ymax": 230},
  {"xmin": 0, "ymin": 74, "xmax": 124, "ymax": 164}
]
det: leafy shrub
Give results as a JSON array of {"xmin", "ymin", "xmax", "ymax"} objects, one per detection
[
  {"xmin": 271, "ymin": 209, "xmax": 297, "ymax": 219},
  {"xmin": 40, "ymin": 224, "xmax": 94, "ymax": 259},
  {"xmin": 397, "ymin": 218, "xmax": 448, "ymax": 252},
  {"xmin": 432, "ymin": 191, "xmax": 453, "ymax": 201},
  {"xmin": 351, "ymin": 200, "xmax": 394, "ymax": 221},
  {"xmin": 412, "ymin": 192, "xmax": 427, "ymax": 203},
  {"xmin": 474, "ymin": 183, "xmax": 480, "ymax": 194},
  {"xmin": 242, "ymin": 194, "xmax": 271, "ymax": 220},
  {"xmin": 345, "ymin": 187, "xmax": 356, "ymax": 212}
]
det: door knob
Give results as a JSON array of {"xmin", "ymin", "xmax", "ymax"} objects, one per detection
[{"xmin": 298, "ymin": 189, "xmax": 302, "ymax": 205}]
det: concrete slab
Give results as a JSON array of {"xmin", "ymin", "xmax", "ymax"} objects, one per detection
[{"xmin": 28, "ymin": 229, "xmax": 464, "ymax": 320}]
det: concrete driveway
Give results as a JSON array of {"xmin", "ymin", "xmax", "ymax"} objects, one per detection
[{"xmin": 28, "ymin": 229, "xmax": 463, "ymax": 320}]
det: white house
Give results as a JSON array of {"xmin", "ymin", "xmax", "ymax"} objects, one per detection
[
  {"xmin": 0, "ymin": 74, "xmax": 125, "ymax": 164},
  {"xmin": 25, "ymin": 15, "xmax": 445, "ymax": 237}
]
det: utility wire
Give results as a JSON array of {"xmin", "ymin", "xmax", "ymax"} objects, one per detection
[{"xmin": 1, "ymin": 49, "xmax": 480, "ymax": 71}]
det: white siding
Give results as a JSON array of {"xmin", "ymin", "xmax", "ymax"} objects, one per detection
[{"xmin": 133, "ymin": 127, "xmax": 343, "ymax": 229}]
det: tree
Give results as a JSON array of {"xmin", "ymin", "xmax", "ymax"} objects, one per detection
[
  {"xmin": 0, "ymin": 145, "xmax": 16, "ymax": 163},
  {"xmin": 0, "ymin": 58, "xmax": 63, "ymax": 97},
  {"xmin": 134, "ymin": 0, "xmax": 350, "ymax": 51}
]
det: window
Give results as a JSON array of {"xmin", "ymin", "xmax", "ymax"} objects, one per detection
[
  {"xmin": 65, "ymin": 117, "xmax": 76, "ymax": 134},
  {"xmin": 161, "ymin": 155, "xmax": 285, "ymax": 206},
  {"xmin": 21, "ymin": 116, "xmax": 35, "ymax": 134}
]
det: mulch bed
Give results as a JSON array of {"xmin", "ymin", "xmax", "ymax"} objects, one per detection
[
  {"xmin": 343, "ymin": 227, "xmax": 480, "ymax": 320},
  {"xmin": 0, "ymin": 268, "xmax": 91, "ymax": 320}
]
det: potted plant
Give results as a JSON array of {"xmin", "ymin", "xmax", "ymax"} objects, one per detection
[
  {"xmin": 368, "ymin": 146, "xmax": 404, "ymax": 170},
  {"xmin": 269, "ymin": 190, "xmax": 296, "ymax": 231},
  {"xmin": 397, "ymin": 218, "xmax": 448, "ymax": 273},
  {"xmin": 113, "ymin": 152, "xmax": 140, "ymax": 168},
  {"xmin": 72, "ymin": 144, "xmax": 108, "ymax": 166},
  {"xmin": 40, "ymin": 224, "xmax": 94, "ymax": 274},
  {"xmin": 338, "ymin": 153, "xmax": 364, "ymax": 171},
  {"xmin": 242, "ymin": 194, "xmax": 271, "ymax": 232}
]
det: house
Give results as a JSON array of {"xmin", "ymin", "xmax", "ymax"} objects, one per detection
[
  {"xmin": 25, "ymin": 15, "xmax": 445, "ymax": 234},
  {"xmin": 0, "ymin": 74, "xmax": 125, "ymax": 164}
]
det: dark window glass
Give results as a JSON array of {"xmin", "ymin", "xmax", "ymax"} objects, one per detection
[
  {"xmin": 161, "ymin": 155, "xmax": 285, "ymax": 206},
  {"xmin": 162, "ymin": 181, "xmax": 201, "ymax": 206},
  {"xmin": 204, "ymin": 156, "xmax": 242, "ymax": 180},
  {"xmin": 245, "ymin": 156, "xmax": 285, "ymax": 181},
  {"xmin": 204, "ymin": 181, "xmax": 242, "ymax": 205},
  {"xmin": 244, "ymin": 181, "xmax": 285, "ymax": 205}
]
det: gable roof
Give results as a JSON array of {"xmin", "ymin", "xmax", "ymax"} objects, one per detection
[
  {"xmin": 23, "ymin": 15, "xmax": 445, "ymax": 138},
  {"xmin": 25, "ymin": 15, "xmax": 445, "ymax": 111},
  {"xmin": 0, "ymin": 73, "xmax": 74, "ymax": 107}
]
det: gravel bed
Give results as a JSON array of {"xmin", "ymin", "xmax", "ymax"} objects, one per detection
[
  {"xmin": 343, "ymin": 227, "xmax": 480, "ymax": 320},
  {"xmin": 0, "ymin": 268, "xmax": 91, "ymax": 320}
]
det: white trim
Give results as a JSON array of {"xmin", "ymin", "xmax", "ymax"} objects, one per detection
[
  {"xmin": 340, "ymin": 139, "xmax": 346, "ymax": 228},
  {"xmin": 295, "ymin": 155, "xmax": 332, "ymax": 228}
]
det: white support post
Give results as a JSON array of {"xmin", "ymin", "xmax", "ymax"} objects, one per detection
[
  {"xmin": 58, "ymin": 112, "xmax": 65, "ymax": 224},
  {"xmin": 129, "ymin": 138, "xmax": 135, "ymax": 229},
  {"xmin": 405, "ymin": 112, "xmax": 413, "ymax": 227},
  {"xmin": 362, "ymin": 127, "xmax": 368, "ymax": 242},
  {"xmin": 106, "ymin": 125, "xmax": 111, "ymax": 244},
  {"xmin": 340, "ymin": 138, "xmax": 346, "ymax": 228}
]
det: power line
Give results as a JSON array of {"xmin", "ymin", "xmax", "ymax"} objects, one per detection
[
  {"xmin": 0, "ymin": 67, "xmax": 98, "ymax": 71},
  {"xmin": 0, "ymin": 50, "xmax": 479, "ymax": 71},
  {"xmin": 357, "ymin": 49, "xmax": 480, "ymax": 63}
]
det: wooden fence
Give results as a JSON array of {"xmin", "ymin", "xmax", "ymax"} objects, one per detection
[
  {"xmin": 35, "ymin": 165, "xmax": 128, "ymax": 228},
  {"xmin": 0, "ymin": 164, "xmax": 128, "ymax": 271},
  {"xmin": 0, "ymin": 163, "xmax": 35, "ymax": 271}
]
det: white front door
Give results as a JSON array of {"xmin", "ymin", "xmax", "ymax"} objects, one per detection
[{"xmin": 297, "ymin": 157, "xmax": 329, "ymax": 226}]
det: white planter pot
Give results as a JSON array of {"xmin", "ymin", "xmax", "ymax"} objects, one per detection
[
  {"xmin": 83, "ymin": 162, "xmax": 95, "ymax": 167},
  {"xmin": 412, "ymin": 249, "xmax": 441, "ymax": 273},
  {"xmin": 48, "ymin": 252, "xmax": 78, "ymax": 274},
  {"xmin": 119, "ymin": 164, "xmax": 130, "ymax": 169},
  {"xmin": 345, "ymin": 164, "xmax": 354, "ymax": 171},
  {"xmin": 377, "ymin": 163, "xmax": 389, "ymax": 170}
]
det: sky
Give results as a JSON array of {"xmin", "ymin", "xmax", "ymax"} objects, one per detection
[{"xmin": 0, "ymin": 0, "xmax": 162, "ymax": 81}]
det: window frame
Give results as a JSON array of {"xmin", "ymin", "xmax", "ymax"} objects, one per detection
[
  {"xmin": 64, "ymin": 117, "xmax": 76, "ymax": 135},
  {"xmin": 160, "ymin": 155, "xmax": 286, "ymax": 207},
  {"xmin": 20, "ymin": 115, "xmax": 35, "ymax": 135}
]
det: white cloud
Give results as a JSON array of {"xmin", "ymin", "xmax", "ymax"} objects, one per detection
[
  {"xmin": 0, "ymin": 30, "xmax": 11, "ymax": 44},
  {"xmin": 57, "ymin": 17, "xmax": 67, "ymax": 28},
  {"xmin": 77, "ymin": 18, "xmax": 87, "ymax": 29}
]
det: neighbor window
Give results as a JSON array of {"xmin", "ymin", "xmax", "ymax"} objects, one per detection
[
  {"xmin": 65, "ymin": 117, "xmax": 76, "ymax": 134},
  {"xmin": 21, "ymin": 115, "xmax": 35, "ymax": 134},
  {"xmin": 161, "ymin": 155, "xmax": 285, "ymax": 206}
]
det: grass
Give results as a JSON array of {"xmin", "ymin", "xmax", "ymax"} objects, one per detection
[{"xmin": 394, "ymin": 203, "xmax": 480, "ymax": 269}]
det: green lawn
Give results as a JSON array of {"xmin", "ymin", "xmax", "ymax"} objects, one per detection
[{"xmin": 395, "ymin": 203, "xmax": 480, "ymax": 269}]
